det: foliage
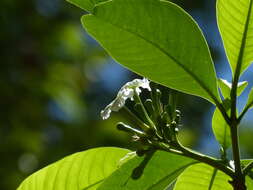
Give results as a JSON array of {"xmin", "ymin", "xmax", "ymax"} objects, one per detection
[
  {"xmin": 217, "ymin": 0, "xmax": 253, "ymax": 75},
  {"xmin": 17, "ymin": 148, "xmax": 129, "ymax": 190},
  {"xmin": 82, "ymin": 0, "xmax": 220, "ymax": 104},
  {"xmin": 174, "ymin": 163, "xmax": 232, "ymax": 190},
  {"xmin": 15, "ymin": 0, "xmax": 253, "ymax": 190}
]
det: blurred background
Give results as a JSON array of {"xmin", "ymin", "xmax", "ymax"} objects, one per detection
[{"xmin": 1, "ymin": 0, "xmax": 253, "ymax": 189}]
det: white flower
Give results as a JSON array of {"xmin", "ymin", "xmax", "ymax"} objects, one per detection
[
  {"xmin": 101, "ymin": 78, "xmax": 151, "ymax": 120},
  {"xmin": 229, "ymin": 160, "xmax": 235, "ymax": 170}
]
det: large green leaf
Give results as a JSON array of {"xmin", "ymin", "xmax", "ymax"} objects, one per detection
[
  {"xmin": 98, "ymin": 151, "xmax": 197, "ymax": 190},
  {"xmin": 217, "ymin": 0, "xmax": 253, "ymax": 75},
  {"xmin": 174, "ymin": 163, "xmax": 232, "ymax": 190},
  {"xmin": 66, "ymin": 0, "xmax": 109, "ymax": 12},
  {"xmin": 82, "ymin": 0, "xmax": 220, "ymax": 104},
  {"xmin": 17, "ymin": 147, "xmax": 130, "ymax": 190},
  {"xmin": 218, "ymin": 78, "xmax": 248, "ymax": 99}
]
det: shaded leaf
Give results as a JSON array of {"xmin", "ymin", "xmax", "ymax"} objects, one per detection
[
  {"xmin": 82, "ymin": 0, "xmax": 220, "ymax": 104},
  {"xmin": 17, "ymin": 147, "xmax": 130, "ymax": 190},
  {"xmin": 217, "ymin": 0, "xmax": 253, "ymax": 75},
  {"xmin": 67, "ymin": 0, "xmax": 109, "ymax": 12},
  {"xmin": 98, "ymin": 151, "xmax": 197, "ymax": 190},
  {"xmin": 241, "ymin": 160, "xmax": 253, "ymax": 189},
  {"xmin": 174, "ymin": 163, "xmax": 232, "ymax": 190}
]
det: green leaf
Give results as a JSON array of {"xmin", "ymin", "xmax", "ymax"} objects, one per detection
[
  {"xmin": 217, "ymin": 0, "xmax": 253, "ymax": 75},
  {"xmin": 218, "ymin": 79, "xmax": 231, "ymax": 99},
  {"xmin": 82, "ymin": 0, "xmax": 220, "ymax": 104},
  {"xmin": 218, "ymin": 79, "xmax": 248, "ymax": 98},
  {"xmin": 246, "ymin": 176, "xmax": 253, "ymax": 190},
  {"xmin": 17, "ymin": 147, "xmax": 130, "ymax": 190},
  {"xmin": 238, "ymin": 82, "xmax": 248, "ymax": 95},
  {"xmin": 245, "ymin": 88, "xmax": 253, "ymax": 110},
  {"xmin": 66, "ymin": 0, "xmax": 109, "ymax": 12},
  {"xmin": 174, "ymin": 163, "xmax": 232, "ymax": 190},
  {"xmin": 98, "ymin": 151, "xmax": 197, "ymax": 190},
  {"xmin": 212, "ymin": 99, "xmax": 231, "ymax": 150}
]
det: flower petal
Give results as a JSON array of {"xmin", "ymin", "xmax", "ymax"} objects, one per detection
[
  {"xmin": 101, "ymin": 103, "xmax": 113, "ymax": 120},
  {"xmin": 100, "ymin": 78, "xmax": 151, "ymax": 119}
]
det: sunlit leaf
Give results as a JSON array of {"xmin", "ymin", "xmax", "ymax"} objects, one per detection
[
  {"xmin": 82, "ymin": 0, "xmax": 220, "ymax": 104},
  {"xmin": 17, "ymin": 147, "xmax": 130, "ymax": 190},
  {"xmin": 212, "ymin": 99, "xmax": 231, "ymax": 149},
  {"xmin": 174, "ymin": 163, "xmax": 232, "ymax": 190},
  {"xmin": 246, "ymin": 176, "xmax": 253, "ymax": 190},
  {"xmin": 217, "ymin": 0, "xmax": 253, "ymax": 75},
  {"xmin": 98, "ymin": 151, "xmax": 197, "ymax": 190}
]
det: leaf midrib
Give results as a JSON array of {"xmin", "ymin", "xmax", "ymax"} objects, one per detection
[
  {"xmin": 147, "ymin": 162, "xmax": 198, "ymax": 190},
  {"xmin": 234, "ymin": 0, "xmax": 253, "ymax": 75},
  {"xmin": 87, "ymin": 4, "xmax": 219, "ymax": 103},
  {"xmin": 83, "ymin": 179, "xmax": 104, "ymax": 190},
  {"xmin": 208, "ymin": 168, "xmax": 218, "ymax": 190}
]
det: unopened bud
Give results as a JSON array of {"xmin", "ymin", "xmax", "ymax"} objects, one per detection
[
  {"xmin": 117, "ymin": 122, "xmax": 146, "ymax": 137},
  {"xmin": 175, "ymin": 114, "xmax": 181, "ymax": 124},
  {"xmin": 170, "ymin": 121, "xmax": 177, "ymax": 128},
  {"xmin": 144, "ymin": 99, "xmax": 154, "ymax": 115},
  {"xmin": 134, "ymin": 103, "xmax": 148, "ymax": 123},
  {"xmin": 175, "ymin": 110, "xmax": 181, "ymax": 115}
]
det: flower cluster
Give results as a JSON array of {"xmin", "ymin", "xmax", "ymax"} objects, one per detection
[{"xmin": 100, "ymin": 77, "xmax": 182, "ymax": 151}]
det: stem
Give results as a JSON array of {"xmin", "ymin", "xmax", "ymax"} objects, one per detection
[
  {"xmin": 177, "ymin": 144, "xmax": 235, "ymax": 178},
  {"xmin": 230, "ymin": 121, "xmax": 242, "ymax": 176},
  {"xmin": 152, "ymin": 142, "xmax": 184, "ymax": 155},
  {"xmin": 134, "ymin": 91, "xmax": 157, "ymax": 130},
  {"xmin": 229, "ymin": 94, "xmax": 245, "ymax": 189},
  {"xmin": 230, "ymin": 86, "xmax": 246, "ymax": 189},
  {"xmin": 122, "ymin": 106, "xmax": 150, "ymax": 130},
  {"xmin": 238, "ymin": 104, "xmax": 251, "ymax": 123},
  {"xmin": 152, "ymin": 140, "xmax": 234, "ymax": 178}
]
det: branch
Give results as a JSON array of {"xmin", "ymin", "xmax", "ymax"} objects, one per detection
[
  {"xmin": 230, "ymin": 121, "xmax": 242, "ymax": 179},
  {"xmin": 175, "ymin": 142, "xmax": 234, "ymax": 178},
  {"xmin": 152, "ymin": 141, "xmax": 235, "ymax": 178},
  {"xmin": 238, "ymin": 104, "xmax": 252, "ymax": 123}
]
